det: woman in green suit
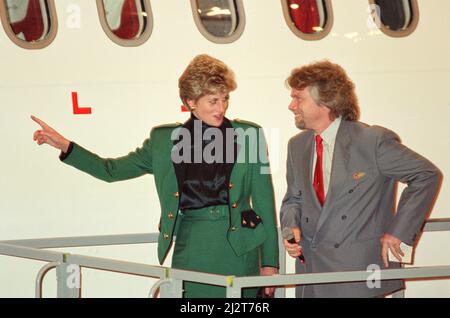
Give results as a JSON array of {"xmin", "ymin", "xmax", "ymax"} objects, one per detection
[{"xmin": 31, "ymin": 54, "xmax": 279, "ymax": 298}]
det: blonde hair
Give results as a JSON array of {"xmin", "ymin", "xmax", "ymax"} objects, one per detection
[
  {"xmin": 287, "ymin": 60, "xmax": 360, "ymax": 121},
  {"xmin": 178, "ymin": 54, "xmax": 237, "ymax": 109}
]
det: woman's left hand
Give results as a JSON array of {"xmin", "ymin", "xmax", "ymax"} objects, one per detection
[{"xmin": 260, "ymin": 266, "xmax": 278, "ymax": 297}]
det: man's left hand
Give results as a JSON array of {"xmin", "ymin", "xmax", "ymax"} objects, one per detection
[
  {"xmin": 381, "ymin": 233, "xmax": 404, "ymax": 267},
  {"xmin": 260, "ymin": 267, "xmax": 278, "ymax": 297}
]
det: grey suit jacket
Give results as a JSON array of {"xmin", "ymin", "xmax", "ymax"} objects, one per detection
[{"xmin": 280, "ymin": 120, "xmax": 442, "ymax": 298}]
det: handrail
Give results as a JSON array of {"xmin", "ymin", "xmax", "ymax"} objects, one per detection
[
  {"xmin": 0, "ymin": 243, "xmax": 64, "ymax": 262},
  {"xmin": 232, "ymin": 265, "xmax": 450, "ymax": 288},
  {"xmin": 1, "ymin": 218, "xmax": 448, "ymax": 249},
  {"xmin": 224, "ymin": 265, "xmax": 450, "ymax": 298},
  {"xmin": 0, "ymin": 233, "xmax": 159, "ymax": 249},
  {"xmin": 35, "ymin": 262, "xmax": 59, "ymax": 298},
  {"xmin": 422, "ymin": 218, "xmax": 450, "ymax": 232},
  {"xmin": 0, "ymin": 217, "xmax": 449, "ymax": 298},
  {"xmin": 149, "ymin": 278, "xmax": 168, "ymax": 298},
  {"xmin": 66, "ymin": 253, "xmax": 166, "ymax": 278}
]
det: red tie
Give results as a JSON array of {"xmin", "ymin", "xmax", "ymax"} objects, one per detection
[{"xmin": 313, "ymin": 135, "xmax": 325, "ymax": 206}]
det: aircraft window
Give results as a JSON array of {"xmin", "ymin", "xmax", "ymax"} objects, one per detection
[
  {"xmin": 369, "ymin": 0, "xmax": 419, "ymax": 37},
  {"xmin": 96, "ymin": 0, "xmax": 153, "ymax": 46},
  {"xmin": 282, "ymin": 0, "xmax": 333, "ymax": 40},
  {"xmin": 0, "ymin": 0, "xmax": 57, "ymax": 49},
  {"xmin": 191, "ymin": 0, "xmax": 245, "ymax": 44}
]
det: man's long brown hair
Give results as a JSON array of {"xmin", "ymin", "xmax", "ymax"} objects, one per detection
[{"xmin": 287, "ymin": 60, "xmax": 360, "ymax": 121}]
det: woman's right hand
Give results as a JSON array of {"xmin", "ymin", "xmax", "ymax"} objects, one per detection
[{"xmin": 31, "ymin": 115, "xmax": 70, "ymax": 153}]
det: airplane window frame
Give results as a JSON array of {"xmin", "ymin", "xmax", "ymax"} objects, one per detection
[
  {"xmin": 96, "ymin": 0, "xmax": 153, "ymax": 47},
  {"xmin": 281, "ymin": 0, "xmax": 334, "ymax": 41},
  {"xmin": 368, "ymin": 0, "xmax": 419, "ymax": 38},
  {"xmin": 0, "ymin": 0, "xmax": 58, "ymax": 49},
  {"xmin": 190, "ymin": 0, "xmax": 246, "ymax": 44}
]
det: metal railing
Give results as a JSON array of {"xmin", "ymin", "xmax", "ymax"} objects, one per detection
[{"xmin": 1, "ymin": 218, "xmax": 449, "ymax": 298}]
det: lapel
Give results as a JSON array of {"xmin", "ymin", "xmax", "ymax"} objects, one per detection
[
  {"xmin": 314, "ymin": 120, "xmax": 352, "ymax": 235},
  {"xmin": 171, "ymin": 125, "xmax": 186, "ymax": 193},
  {"xmin": 229, "ymin": 120, "xmax": 244, "ymax": 181}
]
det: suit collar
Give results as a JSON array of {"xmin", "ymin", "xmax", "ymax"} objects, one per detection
[
  {"xmin": 326, "ymin": 120, "xmax": 352, "ymax": 203},
  {"xmin": 315, "ymin": 116, "xmax": 341, "ymax": 149}
]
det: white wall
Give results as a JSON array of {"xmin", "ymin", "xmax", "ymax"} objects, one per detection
[{"xmin": 0, "ymin": 0, "xmax": 449, "ymax": 297}]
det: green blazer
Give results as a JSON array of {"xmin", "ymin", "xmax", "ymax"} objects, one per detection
[{"xmin": 62, "ymin": 119, "xmax": 279, "ymax": 268}]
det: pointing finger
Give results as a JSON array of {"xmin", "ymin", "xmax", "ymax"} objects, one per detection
[{"xmin": 31, "ymin": 115, "xmax": 53, "ymax": 131}]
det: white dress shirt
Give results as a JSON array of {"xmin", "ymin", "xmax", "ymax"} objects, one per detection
[{"xmin": 312, "ymin": 117, "xmax": 342, "ymax": 197}]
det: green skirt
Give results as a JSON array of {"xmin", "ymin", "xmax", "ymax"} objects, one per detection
[{"xmin": 171, "ymin": 205, "xmax": 259, "ymax": 298}]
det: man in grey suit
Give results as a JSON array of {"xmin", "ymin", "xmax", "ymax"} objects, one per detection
[{"xmin": 280, "ymin": 60, "xmax": 442, "ymax": 298}]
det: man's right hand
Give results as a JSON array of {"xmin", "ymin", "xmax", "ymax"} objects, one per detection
[
  {"xmin": 283, "ymin": 227, "xmax": 303, "ymax": 258},
  {"xmin": 31, "ymin": 115, "xmax": 70, "ymax": 152}
]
